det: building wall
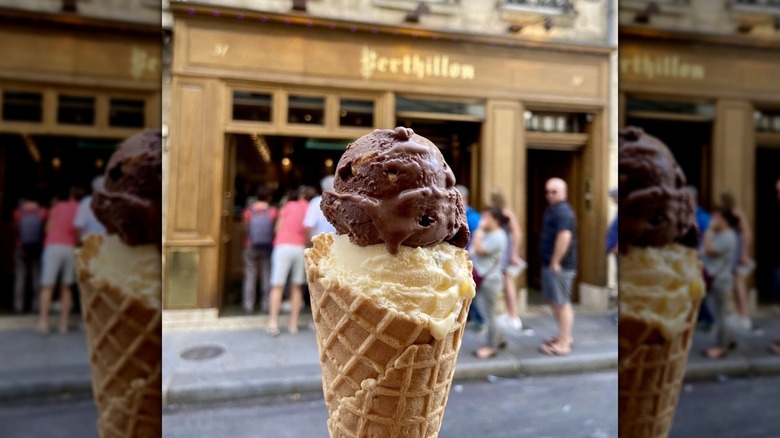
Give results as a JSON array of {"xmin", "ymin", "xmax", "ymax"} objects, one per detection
[
  {"xmin": 619, "ymin": 0, "xmax": 780, "ymax": 38},
  {"xmin": 2, "ymin": 0, "xmax": 161, "ymax": 24},
  {"xmin": 165, "ymin": 0, "xmax": 610, "ymax": 43}
]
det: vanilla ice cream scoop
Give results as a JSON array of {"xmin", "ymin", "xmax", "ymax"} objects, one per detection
[{"xmin": 318, "ymin": 235, "xmax": 474, "ymax": 340}]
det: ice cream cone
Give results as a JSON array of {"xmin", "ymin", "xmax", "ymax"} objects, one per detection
[
  {"xmin": 305, "ymin": 233, "xmax": 471, "ymax": 438},
  {"xmin": 76, "ymin": 234, "xmax": 162, "ymax": 438},
  {"xmin": 618, "ymin": 298, "xmax": 700, "ymax": 438}
]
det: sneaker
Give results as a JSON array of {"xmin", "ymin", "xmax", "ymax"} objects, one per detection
[{"xmin": 509, "ymin": 317, "xmax": 523, "ymax": 331}]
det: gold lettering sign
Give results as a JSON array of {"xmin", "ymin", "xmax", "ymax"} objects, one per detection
[
  {"xmin": 360, "ymin": 46, "xmax": 475, "ymax": 81},
  {"xmin": 131, "ymin": 46, "xmax": 160, "ymax": 80},
  {"xmin": 620, "ymin": 54, "xmax": 705, "ymax": 80}
]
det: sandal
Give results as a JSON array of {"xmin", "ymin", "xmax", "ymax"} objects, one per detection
[
  {"xmin": 540, "ymin": 342, "xmax": 571, "ymax": 356},
  {"xmin": 544, "ymin": 337, "xmax": 574, "ymax": 347},
  {"xmin": 473, "ymin": 347, "xmax": 497, "ymax": 359},
  {"xmin": 703, "ymin": 347, "xmax": 728, "ymax": 359},
  {"xmin": 288, "ymin": 326, "xmax": 299, "ymax": 335},
  {"xmin": 265, "ymin": 327, "xmax": 281, "ymax": 337}
]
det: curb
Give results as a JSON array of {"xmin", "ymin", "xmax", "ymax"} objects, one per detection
[
  {"xmin": 685, "ymin": 354, "xmax": 780, "ymax": 381},
  {"xmin": 0, "ymin": 365, "xmax": 93, "ymax": 401},
  {"xmin": 164, "ymin": 352, "xmax": 619, "ymax": 406}
]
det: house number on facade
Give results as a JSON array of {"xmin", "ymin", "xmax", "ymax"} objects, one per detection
[{"xmin": 213, "ymin": 43, "xmax": 230, "ymax": 57}]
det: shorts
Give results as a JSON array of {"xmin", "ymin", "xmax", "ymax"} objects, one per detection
[
  {"xmin": 270, "ymin": 244, "xmax": 306, "ymax": 287},
  {"xmin": 541, "ymin": 266, "xmax": 575, "ymax": 306},
  {"xmin": 41, "ymin": 245, "xmax": 76, "ymax": 286}
]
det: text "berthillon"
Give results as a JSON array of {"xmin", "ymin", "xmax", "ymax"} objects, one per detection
[{"xmin": 360, "ymin": 46, "xmax": 476, "ymax": 81}]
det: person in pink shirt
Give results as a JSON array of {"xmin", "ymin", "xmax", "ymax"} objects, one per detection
[
  {"xmin": 38, "ymin": 186, "xmax": 84, "ymax": 335},
  {"xmin": 266, "ymin": 185, "xmax": 317, "ymax": 336}
]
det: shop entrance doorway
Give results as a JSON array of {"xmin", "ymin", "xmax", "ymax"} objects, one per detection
[
  {"xmin": 624, "ymin": 118, "xmax": 713, "ymax": 210},
  {"xmin": 0, "ymin": 133, "xmax": 116, "ymax": 313},
  {"xmin": 219, "ymin": 133, "xmax": 350, "ymax": 314},
  {"xmin": 755, "ymin": 147, "xmax": 780, "ymax": 303},
  {"xmin": 525, "ymin": 149, "xmax": 580, "ymax": 300}
]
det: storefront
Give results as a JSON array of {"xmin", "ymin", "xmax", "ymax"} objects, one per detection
[
  {"xmin": 619, "ymin": 27, "xmax": 780, "ymax": 302},
  {"xmin": 165, "ymin": 4, "xmax": 614, "ymax": 312},
  {"xmin": 0, "ymin": 10, "xmax": 160, "ymax": 310}
]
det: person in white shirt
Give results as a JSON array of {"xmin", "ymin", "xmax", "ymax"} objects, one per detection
[
  {"xmin": 303, "ymin": 175, "xmax": 336, "ymax": 243},
  {"xmin": 73, "ymin": 176, "xmax": 107, "ymax": 244}
]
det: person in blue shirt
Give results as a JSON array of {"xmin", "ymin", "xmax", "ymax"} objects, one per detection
[
  {"xmin": 457, "ymin": 185, "xmax": 484, "ymax": 329},
  {"xmin": 687, "ymin": 186, "xmax": 714, "ymax": 328},
  {"xmin": 606, "ymin": 188, "xmax": 618, "ymax": 255}
]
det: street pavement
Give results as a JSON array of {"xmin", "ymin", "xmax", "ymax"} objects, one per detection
[
  {"xmin": 0, "ymin": 394, "xmax": 97, "ymax": 438},
  {"xmin": 1, "ymin": 305, "xmax": 779, "ymax": 406},
  {"xmin": 162, "ymin": 372, "xmax": 618, "ymax": 438},
  {"xmin": 671, "ymin": 375, "xmax": 780, "ymax": 437}
]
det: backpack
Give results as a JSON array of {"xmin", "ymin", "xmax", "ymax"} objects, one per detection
[
  {"xmin": 248, "ymin": 208, "xmax": 274, "ymax": 247},
  {"xmin": 19, "ymin": 208, "xmax": 43, "ymax": 245}
]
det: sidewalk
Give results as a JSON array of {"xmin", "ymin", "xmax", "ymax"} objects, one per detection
[
  {"xmin": 162, "ymin": 307, "xmax": 619, "ymax": 406},
  {"xmin": 1, "ymin": 306, "xmax": 779, "ymax": 405},
  {"xmin": 0, "ymin": 315, "xmax": 91, "ymax": 401}
]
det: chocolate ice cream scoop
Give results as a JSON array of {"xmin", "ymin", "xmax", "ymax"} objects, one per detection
[
  {"xmin": 618, "ymin": 126, "xmax": 698, "ymax": 252},
  {"xmin": 92, "ymin": 130, "xmax": 162, "ymax": 251},
  {"xmin": 321, "ymin": 127, "xmax": 469, "ymax": 254}
]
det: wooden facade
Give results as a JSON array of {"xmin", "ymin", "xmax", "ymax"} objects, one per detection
[
  {"xmin": 619, "ymin": 26, "xmax": 780, "ymax": 301},
  {"xmin": 165, "ymin": 5, "xmax": 614, "ymax": 310},
  {"xmin": 0, "ymin": 11, "xmax": 161, "ymax": 299}
]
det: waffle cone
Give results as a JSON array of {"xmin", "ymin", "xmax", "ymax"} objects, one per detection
[
  {"xmin": 304, "ymin": 233, "xmax": 471, "ymax": 438},
  {"xmin": 617, "ymin": 298, "xmax": 701, "ymax": 438},
  {"xmin": 76, "ymin": 234, "xmax": 162, "ymax": 438}
]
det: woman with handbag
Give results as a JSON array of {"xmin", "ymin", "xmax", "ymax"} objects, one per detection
[
  {"xmin": 702, "ymin": 208, "xmax": 740, "ymax": 360},
  {"xmin": 471, "ymin": 207, "xmax": 508, "ymax": 359}
]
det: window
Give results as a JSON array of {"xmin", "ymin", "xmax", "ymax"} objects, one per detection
[
  {"xmin": 57, "ymin": 95, "xmax": 95, "ymax": 125},
  {"xmin": 287, "ymin": 95, "xmax": 325, "ymax": 125},
  {"xmin": 396, "ymin": 96, "xmax": 485, "ymax": 119},
  {"xmin": 339, "ymin": 99, "xmax": 374, "ymax": 128},
  {"xmin": 232, "ymin": 91, "xmax": 272, "ymax": 122},
  {"xmin": 2, "ymin": 91, "xmax": 43, "ymax": 122},
  {"xmin": 524, "ymin": 111, "xmax": 587, "ymax": 133},
  {"xmin": 109, "ymin": 98, "xmax": 145, "ymax": 128}
]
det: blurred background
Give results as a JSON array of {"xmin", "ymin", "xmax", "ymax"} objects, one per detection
[
  {"xmin": 0, "ymin": 0, "xmax": 161, "ymax": 435},
  {"xmin": 617, "ymin": 1, "xmax": 780, "ymax": 436}
]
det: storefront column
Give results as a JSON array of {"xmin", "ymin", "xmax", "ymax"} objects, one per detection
[
  {"xmin": 580, "ymin": 110, "xmax": 610, "ymax": 287},
  {"xmin": 712, "ymin": 99, "xmax": 755, "ymax": 229},
  {"xmin": 163, "ymin": 76, "xmax": 225, "ymax": 310},
  {"xmin": 481, "ymin": 99, "xmax": 525, "ymax": 253}
]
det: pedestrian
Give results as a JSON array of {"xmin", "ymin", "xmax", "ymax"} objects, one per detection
[
  {"xmin": 242, "ymin": 187, "xmax": 277, "ymax": 315},
  {"xmin": 606, "ymin": 188, "xmax": 618, "ymax": 326},
  {"xmin": 266, "ymin": 185, "xmax": 317, "ymax": 336},
  {"xmin": 606, "ymin": 188, "xmax": 618, "ymax": 256},
  {"xmin": 456, "ymin": 184, "xmax": 485, "ymax": 331},
  {"xmin": 303, "ymin": 175, "xmax": 337, "ymax": 244},
  {"xmin": 702, "ymin": 208, "xmax": 739, "ymax": 359},
  {"xmin": 37, "ymin": 186, "xmax": 83, "ymax": 334},
  {"xmin": 768, "ymin": 178, "xmax": 780, "ymax": 355},
  {"xmin": 688, "ymin": 186, "xmax": 711, "ymax": 247},
  {"xmin": 73, "ymin": 176, "xmax": 107, "ymax": 244},
  {"xmin": 720, "ymin": 190, "xmax": 755, "ymax": 330},
  {"xmin": 688, "ymin": 186, "xmax": 714, "ymax": 329},
  {"xmin": 13, "ymin": 197, "xmax": 47, "ymax": 314},
  {"xmin": 489, "ymin": 187, "xmax": 524, "ymax": 331},
  {"xmin": 471, "ymin": 207, "xmax": 508, "ymax": 360},
  {"xmin": 539, "ymin": 178, "xmax": 577, "ymax": 356}
]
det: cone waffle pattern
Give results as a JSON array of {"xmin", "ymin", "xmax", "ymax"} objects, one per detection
[
  {"xmin": 618, "ymin": 298, "xmax": 700, "ymax": 438},
  {"xmin": 305, "ymin": 233, "xmax": 471, "ymax": 438},
  {"xmin": 76, "ymin": 234, "xmax": 162, "ymax": 438}
]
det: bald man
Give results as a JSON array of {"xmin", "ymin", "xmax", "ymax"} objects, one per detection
[{"xmin": 539, "ymin": 177, "xmax": 577, "ymax": 356}]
